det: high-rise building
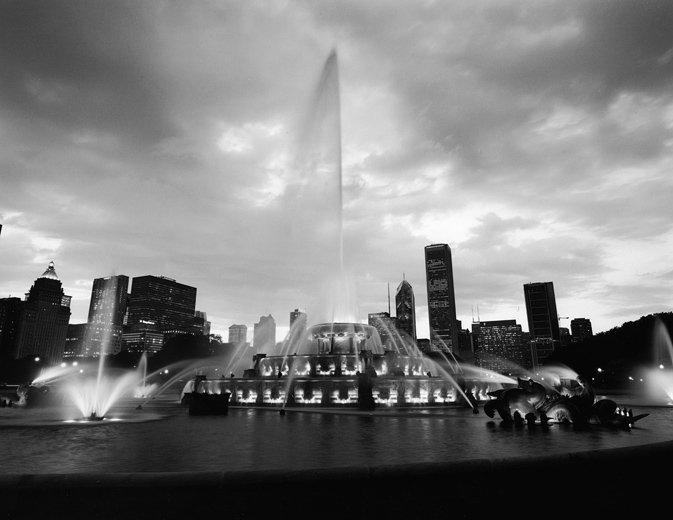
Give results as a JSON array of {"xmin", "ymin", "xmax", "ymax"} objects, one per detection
[
  {"xmin": 13, "ymin": 262, "xmax": 72, "ymax": 364},
  {"xmin": 471, "ymin": 320, "xmax": 530, "ymax": 375},
  {"xmin": 571, "ymin": 318, "xmax": 593, "ymax": 343},
  {"xmin": 425, "ymin": 244, "xmax": 459, "ymax": 352},
  {"xmin": 290, "ymin": 308, "xmax": 307, "ymax": 328},
  {"xmin": 121, "ymin": 327, "xmax": 165, "ymax": 356},
  {"xmin": 523, "ymin": 282, "xmax": 561, "ymax": 368},
  {"xmin": 395, "ymin": 277, "xmax": 416, "ymax": 342},
  {"xmin": 194, "ymin": 311, "xmax": 211, "ymax": 336},
  {"xmin": 84, "ymin": 275, "xmax": 129, "ymax": 356},
  {"xmin": 0, "ymin": 297, "xmax": 23, "ymax": 360},
  {"xmin": 126, "ymin": 275, "xmax": 197, "ymax": 332},
  {"xmin": 88, "ymin": 276, "xmax": 129, "ymax": 326},
  {"xmin": 254, "ymin": 315, "xmax": 276, "ymax": 353},
  {"xmin": 288, "ymin": 308, "xmax": 308, "ymax": 348},
  {"xmin": 228, "ymin": 324, "xmax": 248, "ymax": 345},
  {"xmin": 63, "ymin": 323, "xmax": 89, "ymax": 358}
]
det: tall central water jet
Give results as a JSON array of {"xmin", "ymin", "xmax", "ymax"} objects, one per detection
[
  {"xmin": 185, "ymin": 50, "xmax": 512, "ymax": 412},
  {"xmin": 293, "ymin": 49, "xmax": 355, "ymax": 324}
]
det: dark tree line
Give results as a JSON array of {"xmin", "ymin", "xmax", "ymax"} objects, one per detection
[{"xmin": 546, "ymin": 312, "xmax": 673, "ymax": 388}]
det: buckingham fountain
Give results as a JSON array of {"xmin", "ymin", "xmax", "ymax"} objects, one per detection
[
  {"xmin": 183, "ymin": 49, "xmax": 514, "ymax": 414},
  {"xmin": 3, "ymin": 49, "xmax": 671, "ymax": 520}
]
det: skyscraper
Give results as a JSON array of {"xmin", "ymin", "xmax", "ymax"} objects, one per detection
[
  {"xmin": 194, "ymin": 310, "xmax": 211, "ymax": 336},
  {"xmin": 0, "ymin": 297, "xmax": 23, "ymax": 360},
  {"xmin": 570, "ymin": 318, "xmax": 593, "ymax": 343},
  {"xmin": 126, "ymin": 275, "xmax": 197, "ymax": 332},
  {"xmin": 523, "ymin": 281, "xmax": 561, "ymax": 368},
  {"xmin": 228, "ymin": 324, "xmax": 248, "ymax": 345},
  {"xmin": 368, "ymin": 311, "xmax": 397, "ymax": 350},
  {"xmin": 85, "ymin": 275, "xmax": 129, "ymax": 356},
  {"xmin": 395, "ymin": 277, "xmax": 416, "ymax": 342},
  {"xmin": 290, "ymin": 308, "xmax": 307, "ymax": 329},
  {"xmin": 288, "ymin": 308, "xmax": 308, "ymax": 347},
  {"xmin": 425, "ymin": 244, "xmax": 459, "ymax": 352},
  {"xmin": 254, "ymin": 314, "xmax": 276, "ymax": 353},
  {"xmin": 88, "ymin": 275, "xmax": 129, "ymax": 326},
  {"xmin": 14, "ymin": 262, "xmax": 72, "ymax": 364},
  {"xmin": 471, "ymin": 319, "xmax": 530, "ymax": 375}
]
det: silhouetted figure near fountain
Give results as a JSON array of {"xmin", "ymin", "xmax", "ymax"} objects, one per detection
[{"xmin": 357, "ymin": 371, "xmax": 375, "ymax": 411}]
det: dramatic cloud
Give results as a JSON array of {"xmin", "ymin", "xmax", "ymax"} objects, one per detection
[{"xmin": 1, "ymin": 0, "xmax": 672, "ymax": 340}]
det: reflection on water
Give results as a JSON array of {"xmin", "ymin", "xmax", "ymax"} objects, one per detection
[{"xmin": 1, "ymin": 396, "xmax": 673, "ymax": 475}]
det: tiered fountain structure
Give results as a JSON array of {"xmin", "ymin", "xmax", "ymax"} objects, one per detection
[
  {"xmin": 190, "ymin": 322, "xmax": 500, "ymax": 410},
  {"xmin": 185, "ymin": 49, "xmax": 515, "ymax": 411}
]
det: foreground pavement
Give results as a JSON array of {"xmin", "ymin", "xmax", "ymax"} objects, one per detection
[{"xmin": 1, "ymin": 440, "xmax": 670, "ymax": 519}]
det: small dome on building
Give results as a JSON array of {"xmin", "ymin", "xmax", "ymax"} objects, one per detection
[{"xmin": 39, "ymin": 261, "xmax": 60, "ymax": 280}]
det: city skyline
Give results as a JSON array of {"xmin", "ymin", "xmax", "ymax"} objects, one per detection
[{"xmin": 1, "ymin": 2, "xmax": 672, "ymax": 340}]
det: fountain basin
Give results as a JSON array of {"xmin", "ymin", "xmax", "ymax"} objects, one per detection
[{"xmin": 188, "ymin": 322, "xmax": 503, "ymax": 410}]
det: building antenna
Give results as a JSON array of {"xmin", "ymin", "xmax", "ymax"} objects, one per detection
[{"xmin": 387, "ymin": 283, "xmax": 391, "ymax": 315}]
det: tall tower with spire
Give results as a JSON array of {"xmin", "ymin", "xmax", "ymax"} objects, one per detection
[
  {"xmin": 14, "ymin": 262, "xmax": 72, "ymax": 364},
  {"xmin": 395, "ymin": 275, "xmax": 417, "ymax": 342}
]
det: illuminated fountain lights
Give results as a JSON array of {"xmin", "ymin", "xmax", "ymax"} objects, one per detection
[{"xmin": 189, "ymin": 322, "xmax": 515, "ymax": 410}]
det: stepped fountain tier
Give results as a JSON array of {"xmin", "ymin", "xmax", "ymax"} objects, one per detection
[{"xmin": 186, "ymin": 322, "xmax": 504, "ymax": 409}]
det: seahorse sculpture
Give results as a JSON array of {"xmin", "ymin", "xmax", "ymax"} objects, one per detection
[{"xmin": 484, "ymin": 376, "xmax": 648, "ymax": 428}]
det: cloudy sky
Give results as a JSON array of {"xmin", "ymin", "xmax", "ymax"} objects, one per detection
[{"xmin": 1, "ymin": 0, "xmax": 672, "ymax": 342}]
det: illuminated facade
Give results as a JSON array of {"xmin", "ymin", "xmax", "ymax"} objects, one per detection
[
  {"xmin": 425, "ymin": 244, "xmax": 459, "ymax": 352},
  {"xmin": 126, "ymin": 275, "xmax": 197, "ymax": 332},
  {"xmin": 121, "ymin": 328, "xmax": 165, "ymax": 356},
  {"xmin": 84, "ymin": 275, "xmax": 129, "ymax": 356},
  {"xmin": 14, "ymin": 262, "xmax": 71, "ymax": 364},
  {"xmin": 471, "ymin": 320, "xmax": 530, "ymax": 375}
]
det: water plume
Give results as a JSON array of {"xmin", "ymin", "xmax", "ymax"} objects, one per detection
[{"xmin": 291, "ymin": 48, "xmax": 352, "ymax": 325}]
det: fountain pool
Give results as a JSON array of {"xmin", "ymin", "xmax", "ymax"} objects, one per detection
[
  {"xmin": 1, "ymin": 393, "xmax": 672, "ymax": 519},
  {"xmin": 0, "ymin": 393, "xmax": 670, "ymax": 474}
]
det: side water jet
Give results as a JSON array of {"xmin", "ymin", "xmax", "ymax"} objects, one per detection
[{"xmin": 643, "ymin": 317, "xmax": 673, "ymax": 404}]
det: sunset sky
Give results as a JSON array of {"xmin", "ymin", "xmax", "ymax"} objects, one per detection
[{"xmin": 1, "ymin": 0, "xmax": 672, "ymax": 341}]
